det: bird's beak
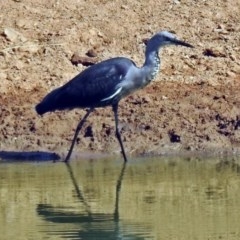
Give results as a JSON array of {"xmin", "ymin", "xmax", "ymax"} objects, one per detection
[{"xmin": 174, "ymin": 39, "xmax": 194, "ymax": 48}]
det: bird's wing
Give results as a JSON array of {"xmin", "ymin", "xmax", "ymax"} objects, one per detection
[
  {"xmin": 62, "ymin": 57, "xmax": 134, "ymax": 107},
  {"xmin": 36, "ymin": 57, "xmax": 136, "ymax": 113}
]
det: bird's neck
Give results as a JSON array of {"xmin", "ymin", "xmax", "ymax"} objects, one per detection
[{"xmin": 143, "ymin": 50, "xmax": 160, "ymax": 82}]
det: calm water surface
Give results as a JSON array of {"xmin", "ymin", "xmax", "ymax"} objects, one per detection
[{"xmin": 1, "ymin": 156, "xmax": 240, "ymax": 240}]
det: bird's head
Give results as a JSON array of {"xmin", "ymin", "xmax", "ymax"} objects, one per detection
[{"xmin": 146, "ymin": 31, "xmax": 193, "ymax": 52}]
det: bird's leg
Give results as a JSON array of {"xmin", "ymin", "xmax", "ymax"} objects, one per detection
[
  {"xmin": 112, "ymin": 104, "xmax": 128, "ymax": 162},
  {"xmin": 64, "ymin": 108, "xmax": 94, "ymax": 162}
]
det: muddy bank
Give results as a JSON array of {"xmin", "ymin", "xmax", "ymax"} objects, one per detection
[
  {"xmin": 1, "ymin": 80, "xmax": 240, "ymax": 160},
  {"xmin": 0, "ymin": 0, "xmax": 240, "ymax": 160}
]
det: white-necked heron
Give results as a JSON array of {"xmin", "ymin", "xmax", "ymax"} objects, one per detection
[{"xmin": 36, "ymin": 31, "xmax": 193, "ymax": 162}]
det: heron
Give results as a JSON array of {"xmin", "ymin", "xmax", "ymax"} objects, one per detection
[{"xmin": 35, "ymin": 31, "xmax": 193, "ymax": 162}]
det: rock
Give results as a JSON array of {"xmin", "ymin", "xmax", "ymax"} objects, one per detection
[
  {"xmin": 97, "ymin": 31, "xmax": 104, "ymax": 38},
  {"xmin": 0, "ymin": 72, "xmax": 7, "ymax": 80},
  {"xmin": 173, "ymin": 0, "xmax": 180, "ymax": 4},
  {"xmin": 203, "ymin": 48, "xmax": 226, "ymax": 58},
  {"xmin": 89, "ymin": 28, "xmax": 97, "ymax": 36},
  {"xmin": 232, "ymin": 65, "xmax": 240, "ymax": 74},
  {"xmin": 229, "ymin": 53, "xmax": 237, "ymax": 61},
  {"xmin": 18, "ymin": 42, "xmax": 41, "ymax": 53},
  {"xmin": 14, "ymin": 60, "xmax": 25, "ymax": 70},
  {"xmin": 15, "ymin": 19, "xmax": 29, "ymax": 29},
  {"xmin": 142, "ymin": 95, "xmax": 151, "ymax": 103},
  {"xmin": 162, "ymin": 95, "xmax": 168, "ymax": 100},
  {"xmin": 121, "ymin": 5, "xmax": 128, "ymax": 9},
  {"xmin": 3, "ymin": 27, "xmax": 27, "ymax": 42},
  {"xmin": 226, "ymin": 71, "xmax": 236, "ymax": 78},
  {"xmin": 86, "ymin": 49, "xmax": 98, "ymax": 57},
  {"xmin": 71, "ymin": 52, "xmax": 98, "ymax": 66}
]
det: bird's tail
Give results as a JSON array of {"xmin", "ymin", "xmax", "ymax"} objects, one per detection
[
  {"xmin": 35, "ymin": 102, "xmax": 49, "ymax": 115},
  {"xmin": 35, "ymin": 87, "xmax": 65, "ymax": 115}
]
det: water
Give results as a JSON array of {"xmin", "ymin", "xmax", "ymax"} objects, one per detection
[{"xmin": 1, "ymin": 157, "xmax": 240, "ymax": 240}]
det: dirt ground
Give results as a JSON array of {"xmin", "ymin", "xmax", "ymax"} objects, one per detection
[{"xmin": 0, "ymin": 0, "xmax": 240, "ymax": 160}]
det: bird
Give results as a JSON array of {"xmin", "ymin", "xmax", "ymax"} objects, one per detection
[{"xmin": 35, "ymin": 31, "xmax": 193, "ymax": 162}]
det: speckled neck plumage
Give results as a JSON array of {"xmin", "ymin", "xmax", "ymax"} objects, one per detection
[
  {"xmin": 150, "ymin": 52, "xmax": 160, "ymax": 81},
  {"xmin": 145, "ymin": 52, "xmax": 160, "ymax": 83}
]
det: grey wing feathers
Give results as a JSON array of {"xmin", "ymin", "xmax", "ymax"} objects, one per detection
[
  {"xmin": 62, "ymin": 57, "xmax": 134, "ymax": 105},
  {"xmin": 36, "ymin": 57, "xmax": 135, "ymax": 114}
]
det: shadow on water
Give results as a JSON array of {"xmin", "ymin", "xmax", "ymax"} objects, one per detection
[
  {"xmin": 0, "ymin": 151, "xmax": 60, "ymax": 162},
  {"xmin": 36, "ymin": 161, "xmax": 150, "ymax": 239}
]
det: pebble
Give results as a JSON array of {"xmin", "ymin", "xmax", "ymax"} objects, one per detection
[
  {"xmin": 97, "ymin": 31, "xmax": 104, "ymax": 38},
  {"xmin": 229, "ymin": 53, "xmax": 237, "ymax": 61},
  {"xmin": 173, "ymin": 0, "xmax": 181, "ymax": 4},
  {"xmin": 226, "ymin": 71, "xmax": 236, "ymax": 77},
  {"xmin": 18, "ymin": 42, "xmax": 41, "ymax": 53},
  {"xmin": 86, "ymin": 49, "xmax": 98, "ymax": 58},
  {"xmin": 0, "ymin": 72, "xmax": 7, "ymax": 80},
  {"xmin": 71, "ymin": 52, "xmax": 98, "ymax": 66},
  {"xmin": 15, "ymin": 19, "xmax": 29, "ymax": 29},
  {"xmin": 232, "ymin": 65, "xmax": 240, "ymax": 74},
  {"xmin": 3, "ymin": 27, "xmax": 27, "ymax": 42},
  {"xmin": 162, "ymin": 95, "xmax": 168, "ymax": 100},
  {"xmin": 121, "ymin": 5, "xmax": 128, "ymax": 9},
  {"xmin": 203, "ymin": 48, "xmax": 226, "ymax": 58},
  {"xmin": 11, "ymin": 60, "xmax": 23, "ymax": 70}
]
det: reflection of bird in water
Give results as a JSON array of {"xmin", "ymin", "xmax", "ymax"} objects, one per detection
[
  {"xmin": 215, "ymin": 159, "xmax": 240, "ymax": 174},
  {"xmin": 36, "ymin": 162, "xmax": 150, "ymax": 239},
  {"xmin": 35, "ymin": 31, "xmax": 193, "ymax": 162}
]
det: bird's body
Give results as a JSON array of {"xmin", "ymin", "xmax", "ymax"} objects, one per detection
[
  {"xmin": 36, "ymin": 54, "xmax": 160, "ymax": 113},
  {"xmin": 37, "ymin": 57, "xmax": 137, "ymax": 112},
  {"xmin": 36, "ymin": 31, "xmax": 193, "ymax": 162}
]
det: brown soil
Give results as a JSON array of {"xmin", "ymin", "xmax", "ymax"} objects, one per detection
[{"xmin": 0, "ymin": 0, "xmax": 240, "ymax": 159}]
